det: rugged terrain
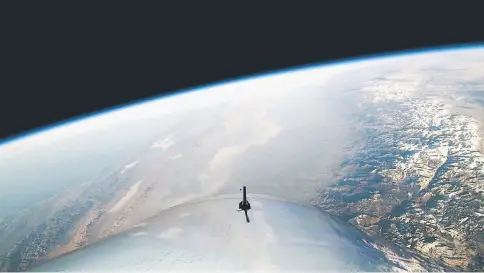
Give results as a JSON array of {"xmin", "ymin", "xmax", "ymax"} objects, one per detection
[{"xmin": 314, "ymin": 70, "xmax": 484, "ymax": 271}]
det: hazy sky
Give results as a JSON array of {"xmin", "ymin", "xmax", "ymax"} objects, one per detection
[
  {"xmin": 0, "ymin": 59, "xmax": 366, "ymax": 220},
  {"xmin": 2, "ymin": 46, "xmax": 484, "ymax": 220}
]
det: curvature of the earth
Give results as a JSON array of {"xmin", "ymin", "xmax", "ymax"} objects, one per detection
[{"xmin": 2, "ymin": 46, "xmax": 484, "ymax": 271}]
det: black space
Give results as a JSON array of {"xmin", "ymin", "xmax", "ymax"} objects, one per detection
[{"xmin": 0, "ymin": 2, "xmax": 483, "ymax": 142}]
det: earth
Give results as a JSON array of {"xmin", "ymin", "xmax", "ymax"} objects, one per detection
[{"xmin": 2, "ymin": 46, "xmax": 484, "ymax": 271}]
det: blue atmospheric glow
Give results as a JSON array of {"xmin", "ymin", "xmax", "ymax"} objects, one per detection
[{"xmin": 2, "ymin": 42, "xmax": 484, "ymax": 147}]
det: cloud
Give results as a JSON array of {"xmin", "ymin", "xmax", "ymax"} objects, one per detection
[
  {"xmin": 151, "ymin": 135, "xmax": 175, "ymax": 150},
  {"xmin": 168, "ymin": 153, "xmax": 183, "ymax": 160},
  {"xmin": 158, "ymin": 227, "xmax": 183, "ymax": 240},
  {"xmin": 120, "ymin": 160, "xmax": 139, "ymax": 174},
  {"xmin": 129, "ymin": 231, "xmax": 148, "ymax": 237}
]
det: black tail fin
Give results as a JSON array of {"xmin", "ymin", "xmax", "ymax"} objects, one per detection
[
  {"xmin": 242, "ymin": 186, "xmax": 247, "ymax": 203},
  {"xmin": 239, "ymin": 186, "xmax": 251, "ymax": 223}
]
